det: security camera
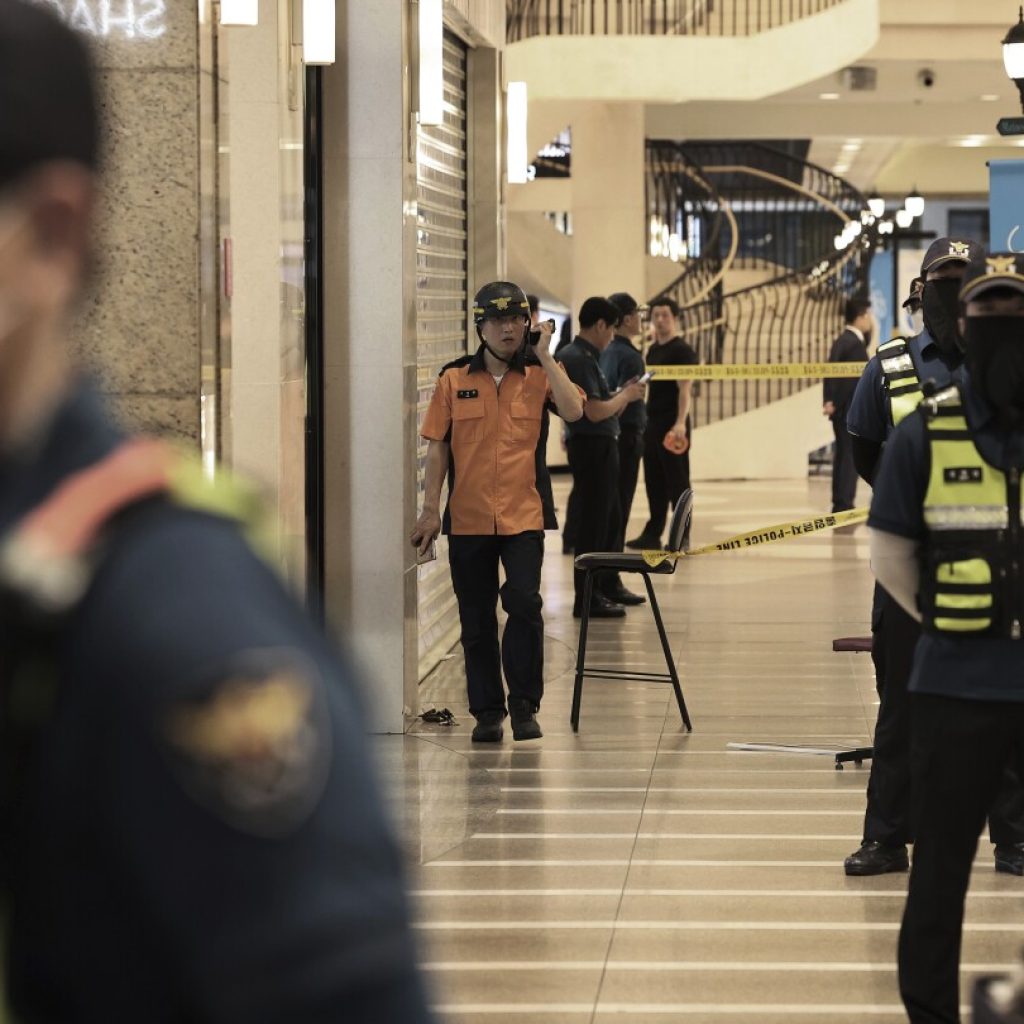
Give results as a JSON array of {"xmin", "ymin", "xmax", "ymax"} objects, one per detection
[{"xmin": 918, "ymin": 68, "xmax": 936, "ymax": 89}]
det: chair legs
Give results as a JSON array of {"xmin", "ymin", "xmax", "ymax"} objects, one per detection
[
  {"xmin": 643, "ymin": 574, "xmax": 692, "ymax": 732},
  {"xmin": 570, "ymin": 570, "xmax": 595, "ymax": 733},
  {"xmin": 570, "ymin": 569, "xmax": 692, "ymax": 734}
]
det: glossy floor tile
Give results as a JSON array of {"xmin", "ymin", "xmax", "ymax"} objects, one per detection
[{"xmin": 378, "ymin": 477, "xmax": 1024, "ymax": 1023}]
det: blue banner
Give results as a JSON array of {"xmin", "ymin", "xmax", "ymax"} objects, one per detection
[
  {"xmin": 990, "ymin": 159, "xmax": 1024, "ymax": 252},
  {"xmin": 869, "ymin": 248, "xmax": 893, "ymax": 343}
]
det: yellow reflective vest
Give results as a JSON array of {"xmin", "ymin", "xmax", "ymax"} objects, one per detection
[
  {"xmin": 920, "ymin": 384, "xmax": 1021, "ymax": 639},
  {"xmin": 877, "ymin": 336, "xmax": 923, "ymax": 428}
]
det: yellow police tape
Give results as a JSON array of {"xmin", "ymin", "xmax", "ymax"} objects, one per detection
[
  {"xmin": 641, "ymin": 507, "xmax": 869, "ymax": 567},
  {"xmin": 649, "ymin": 362, "xmax": 867, "ymax": 381}
]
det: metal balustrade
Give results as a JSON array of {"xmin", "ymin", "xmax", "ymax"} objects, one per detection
[
  {"xmin": 507, "ymin": 0, "xmax": 847, "ymax": 40},
  {"xmin": 646, "ymin": 140, "xmax": 867, "ymax": 428}
]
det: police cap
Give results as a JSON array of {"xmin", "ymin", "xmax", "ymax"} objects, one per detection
[
  {"xmin": 473, "ymin": 282, "xmax": 530, "ymax": 324},
  {"xmin": 0, "ymin": 1, "xmax": 100, "ymax": 189},
  {"xmin": 959, "ymin": 252, "xmax": 1024, "ymax": 303},
  {"xmin": 920, "ymin": 237, "xmax": 983, "ymax": 276}
]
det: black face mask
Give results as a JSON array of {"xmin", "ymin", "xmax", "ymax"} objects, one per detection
[
  {"xmin": 964, "ymin": 316, "xmax": 1024, "ymax": 429},
  {"xmin": 922, "ymin": 278, "xmax": 964, "ymax": 359}
]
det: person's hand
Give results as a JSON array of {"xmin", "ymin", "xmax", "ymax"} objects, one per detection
[
  {"xmin": 664, "ymin": 424, "xmax": 689, "ymax": 454},
  {"xmin": 823, "ymin": 401, "xmax": 836, "ymax": 417},
  {"xmin": 410, "ymin": 508, "xmax": 441, "ymax": 556},
  {"xmin": 533, "ymin": 318, "xmax": 556, "ymax": 359},
  {"xmin": 622, "ymin": 378, "xmax": 646, "ymax": 403}
]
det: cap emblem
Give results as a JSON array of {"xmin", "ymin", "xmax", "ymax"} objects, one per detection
[
  {"xmin": 986, "ymin": 255, "xmax": 1016, "ymax": 275},
  {"xmin": 949, "ymin": 240, "xmax": 971, "ymax": 258}
]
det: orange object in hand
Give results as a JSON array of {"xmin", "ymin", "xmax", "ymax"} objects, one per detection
[{"xmin": 662, "ymin": 430, "xmax": 689, "ymax": 455}]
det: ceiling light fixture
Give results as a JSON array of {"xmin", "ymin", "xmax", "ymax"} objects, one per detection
[
  {"xmin": 819, "ymin": 92, "xmax": 840, "ymax": 101},
  {"xmin": 867, "ymin": 192, "xmax": 885, "ymax": 218},
  {"xmin": 895, "ymin": 209, "xmax": 914, "ymax": 229},
  {"xmin": 904, "ymin": 188, "xmax": 925, "ymax": 218}
]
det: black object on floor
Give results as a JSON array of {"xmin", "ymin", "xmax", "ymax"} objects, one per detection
[
  {"xmin": 419, "ymin": 707, "xmax": 458, "ymax": 726},
  {"xmin": 570, "ymin": 489, "xmax": 694, "ymax": 734}
]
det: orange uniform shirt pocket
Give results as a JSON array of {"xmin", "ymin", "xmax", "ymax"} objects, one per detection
[
  {"xmin": 451, "ymin": 400, "xmax": 486, "ymax": 444},
  {"xmin": 508, "ymin": 400, "xmax": 541, "ymax": 446}
]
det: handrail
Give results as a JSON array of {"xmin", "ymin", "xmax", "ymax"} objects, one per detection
[
  {"xmin": 507, "ymin": 0, "xmax": 849, "ymax": 41},
  {"xmin": 646, "ymin": 140, "xmax": 868, "ymax": 428}
]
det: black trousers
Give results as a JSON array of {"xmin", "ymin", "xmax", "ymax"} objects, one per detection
[
  {"xmin": 641, "ymin": 416, "xmax": 690, "ymax": 540},
  {"xmin": 899, "ymin": 695, "xmax": 1024, "ymax": 1024},
  {"xmin": 566, "ymin": 435, "xmax": 620, "ymax": 605},
  {"xmin": 615, "ymin": 424, "xmax": 645, "ymax": 546},
  {"xmin": 448, "ymin": 532, "xmax": 545, "ymax": 717},
  {"xmin": 831, "ymin": 413, "xmax": 858, "ymax": 512},
  {"xmin": 862, "ymin": 591, "xmax": 1024, "ymax": 848}
]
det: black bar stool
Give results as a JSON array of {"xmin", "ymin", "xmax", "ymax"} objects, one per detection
[{"xmin": 570, "ymin": 489, "xmax": 694, "ymax": 733}]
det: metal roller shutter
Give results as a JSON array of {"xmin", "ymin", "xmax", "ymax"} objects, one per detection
[{"xmin": 416, "ymin": 31, "xmax": 469, "ymax": 681}]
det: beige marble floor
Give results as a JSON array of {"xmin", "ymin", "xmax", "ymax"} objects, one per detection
[{"xmin": 377, "ymin": 474, "xmax": 1024, "ymax": 1023}]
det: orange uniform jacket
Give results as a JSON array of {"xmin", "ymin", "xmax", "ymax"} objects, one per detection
[{"xmin": 420, "ymin": 347, "xmax": 584, "ymax": 536}]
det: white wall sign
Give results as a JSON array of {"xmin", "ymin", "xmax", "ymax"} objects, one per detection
[{"xmin": 32, "ymin": 0, "xmax": 167, "ymax": 40}]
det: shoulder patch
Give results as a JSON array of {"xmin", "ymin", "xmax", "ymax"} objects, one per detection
[
  {"xmin": 161, "ymin": 649, "xmax": 332, "ymax": 837},
  {"xmin": 438, "ymin": 355, "xmax": 473, "ymax": 378}
]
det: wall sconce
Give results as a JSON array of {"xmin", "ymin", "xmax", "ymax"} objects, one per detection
[
  {"xmin": 303, "ymin": 0, "xmax": 335, "ymax": 65},
  {"xmin": 418, "ymin": 0, "xmax": 444, "ymax": 126},
  {"xmin": 507, "ymin": 81, "xmax": 529, "ymax": 185},
  {"xmin": 220, "ymin": 0, "xmax": 258, "ymax": 25}
]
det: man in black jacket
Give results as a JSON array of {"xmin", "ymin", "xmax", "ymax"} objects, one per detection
[{"xmin": 823, "ymin": 297, "xmax": 872, "ymax": 512}]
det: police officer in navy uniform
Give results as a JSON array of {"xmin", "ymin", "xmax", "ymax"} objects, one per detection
[
  {"xmin": 869, "ymin": 252, "xmax": 1024, "ymax": 1023},
  {"xmin": 842, "ymin": 237, "xmax": 1024, "ymax": 879},
  {"xmin": 0, "ymin": 5, "xmax": 433, "ymax": 1020}
]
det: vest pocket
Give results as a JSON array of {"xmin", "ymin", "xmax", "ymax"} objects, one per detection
[
  {"xmin": 452, "ymin": 401, "xmax": 486, "ymax": 444},
  {"xmin": 932, "ymin": 558, "xmax": 993, "ymax": 632}
]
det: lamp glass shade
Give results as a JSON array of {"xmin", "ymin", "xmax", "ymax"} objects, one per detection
[
  {"xmin": 1005, "ymin": 44, "xmax": 1024, "ymax": 79},
  {"xmin": 867, "ymin": 194, "xmax": 885, "ymax": 218},
  {"xmin": 878, "ymin": 220, "xmax": 894, "ymax": 235},
  {"xmin": 895, "ymin": 209, "xmax": 913, "ymax": 228},
  {"xmin": 905, "ymin": 193, "xmax": 925, "ymax": 217},
  {"xmin": 833, "ymin": 234, "xmax": 845, "ymax": 251}
]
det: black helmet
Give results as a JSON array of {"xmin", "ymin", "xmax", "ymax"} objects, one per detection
[{"xmin": 473, "ymin": 281, "xmax": 530, "ymax": 325}]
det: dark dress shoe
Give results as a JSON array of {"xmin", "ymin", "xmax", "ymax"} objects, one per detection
[
  {"xmin": 508, "ymin": 698, "xmax": 543, "ymax": 741},
  {"xmin": 995, "ymin": 843, "xmax": 1024, "ymax": 875},
  {"xmin": 471, "ymin": 710, "xmax": 505, "ymax": 743},
  {"xmin": 625, "ymin": 533, "xmax": 661, "ymax": 550},
  {"xmin": 844, "ymin": 840, "xmax": 909, "ymax": 876},
  {"xmin": 572, "ymin": 594, "xmax": 626, "ymax": 619},
  {"xmin": 604, "ymin": 583, "xmax": 646, "ymax": 606}
]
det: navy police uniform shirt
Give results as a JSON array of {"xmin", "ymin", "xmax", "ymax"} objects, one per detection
[
  {"xmin": 0, "ymin": 384, "xmax": 433, "ymax": 1023},
  {"xmin": 847, "ymin": 327, "xmax": 959, "ymax": 442},
  {"xmin": 869, "ymin": 369, "xmax": 1024, "ymax": 704},
  {"xmin": 600, "ymin": 334, "xmax": 646, "ymax": 433},
  {"xmin": 558, "ymin": 336, "xmax": 619, "ymax": 440}
]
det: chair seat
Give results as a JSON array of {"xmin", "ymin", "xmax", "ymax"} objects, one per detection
[
  {"xmin": 573, "ymin": 550, "xmax": 677, "ymax": 574},
  {"xmin": 832, "ymin": 635, "xmax": 872, "ymax": 653}
]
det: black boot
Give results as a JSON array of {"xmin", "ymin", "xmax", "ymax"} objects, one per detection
[
  {"xmin": 994, "ymin": 843, "xmax": 1024, "ymax": 875},
  {"xmin": 508, "ymin": 699, "xmax": 542, "ymax": 741},
  {"xmin": 471, "ymin": 710, "xmax": 505, "ymax": 743},
  {"xmin": 843, "ymin": 841, "xmax": 909, "ymax": 876}
]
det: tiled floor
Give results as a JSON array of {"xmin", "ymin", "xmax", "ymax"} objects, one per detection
[{"xmin": 376, "ymin": 475, "xmax": 1024, "ymax": 1023}]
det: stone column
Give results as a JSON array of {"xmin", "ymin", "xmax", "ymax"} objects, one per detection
[
  {"xmin": 320, "ymin": 0, "xmax": 419, "ymax": 733},
  {"xmin": 72, "ymin": 0, "xmax": 204, "ymax": 443},
  {"xmin": 570, "ymin": 101, "xmax": 646, "ymax": 314}
]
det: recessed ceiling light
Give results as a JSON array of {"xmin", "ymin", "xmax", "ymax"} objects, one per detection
[
  {"xmin": 958, "ymin": 135, "xmax": 987, "ymax": 147},
  {"xmin": 981, "ymin": 94, "xmax": 1000, "ymax": 102},
  {"xmin": 819, "ymin": 92, "xmax": 840, "ymax": 100}
]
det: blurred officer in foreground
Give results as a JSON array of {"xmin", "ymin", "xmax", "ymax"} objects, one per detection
[
  {"xmin": 842, "ymin": 238, "xmax": 1024, "ymax": 880},
  {"xmin": 412, "ymin": 282, "xmax": 584, "ymax": 741},
  {"xmin": 0, "ymin": 4, "xmax": 433, "ymax": 1020},
  {"xmin": 869, "ymin": 252, "xmax": 1024, "ymax": 1023}
]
